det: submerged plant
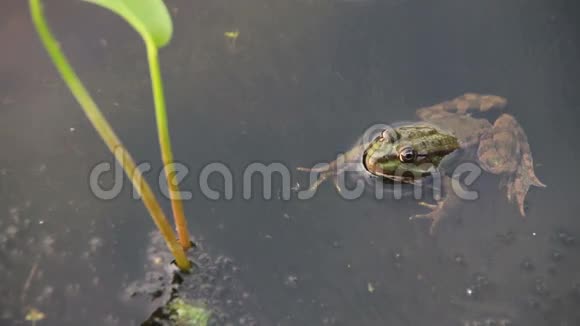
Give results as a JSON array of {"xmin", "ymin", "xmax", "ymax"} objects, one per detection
[
  {"xmin": 82, "ymin": 0, "xmax": 192, "ymax": 250},
  {"xmin": 29, "ymin": 0, "xmax": 192, "ymax": 269},
  {"xmin": 167, "ymin": 298, "xmax": 211, "ymax": 326}
]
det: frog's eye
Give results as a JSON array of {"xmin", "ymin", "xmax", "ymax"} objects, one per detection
[{"xmin": 399, "ymin": 147, "xmax": 416, "ymax": 163}]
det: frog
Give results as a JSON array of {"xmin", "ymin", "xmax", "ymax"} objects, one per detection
[{"xmin": 298, "ymin": 93, "xmax": 545, "ymax": 233}]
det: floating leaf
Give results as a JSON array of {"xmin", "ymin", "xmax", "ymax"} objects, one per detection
[{"xmin": 83, "ymin": 0, "xmax": 173, "ymax": 47}]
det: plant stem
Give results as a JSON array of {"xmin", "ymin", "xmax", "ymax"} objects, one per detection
[
  {"xmin": 29, "ymin": 0, "xmax": 191, "ymax": 271},
  {"xmin": 146, "ymin": 43, "xmax": 191, "ymax": 250}
]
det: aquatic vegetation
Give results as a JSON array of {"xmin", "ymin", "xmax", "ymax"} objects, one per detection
[
  {"xmin": 84, "ymin": 0, "xmax": 192, "ymax": 251},
  {"xmin": 135, "ymin": 231, "xmax": 259, "ymax": 325},
  {"xmin": 166, "ymin": 298, "xmax": 211, "ymax": 326},
  {"xmin": 29, "ymin": 0, "xmax": 191, "ymax": 269}
]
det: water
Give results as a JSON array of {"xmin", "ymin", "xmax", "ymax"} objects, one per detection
[{"xmin": 1, "ymin": 0, "xmax": 580, "ymax": 325}]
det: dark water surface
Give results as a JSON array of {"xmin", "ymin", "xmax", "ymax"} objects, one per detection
[{"xmin": 1, "ymin": 0, "xmax": 580, "ymax": 325}]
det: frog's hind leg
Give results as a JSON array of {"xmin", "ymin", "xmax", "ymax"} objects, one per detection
[
  {"xmin": 416, "ymin": 93, "xmax": 508, "ymax": 121},
  {"xmin": 506, "ymin": 119, "xmax": 546, "ymax": 216},
  {"xmin": 478, "ymin": 114, "xmax": 546, "ymax": 216}
]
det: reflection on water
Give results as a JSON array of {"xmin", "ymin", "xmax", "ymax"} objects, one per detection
[{"xmin": 1, "ymin": 0, "xmax": 580, "ymax": 325}]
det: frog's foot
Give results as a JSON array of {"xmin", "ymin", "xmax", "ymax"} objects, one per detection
[
  {"xmin": 506, "ymin": 163, "xmax": 546, "ymax": 216},
  {"xmin": 297, "ymin": 165, "xmax": 342, "ymax": 193},
  {"xmin": 478, "ymin": 114, "xmax": 546, "ymax": 216},
  {"xmin": 410, "ymin": 177, "xmax": 459, "ymax": 234},
  {"xmin": 416, "ymin": 93, "xmax": 508, "ymax": 121},
  {"xmin": 410, "ymin": 201, "xmax": 447, "ymax": 235}
]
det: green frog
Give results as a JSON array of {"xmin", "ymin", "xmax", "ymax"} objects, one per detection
[{"xmin": 298, "ymin": 93, "xmax": 545, "ymax": 233}]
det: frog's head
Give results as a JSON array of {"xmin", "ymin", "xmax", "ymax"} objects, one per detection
[{"xmin": 362, "ymin": 125, "xmax": 460, "ymax": 183}]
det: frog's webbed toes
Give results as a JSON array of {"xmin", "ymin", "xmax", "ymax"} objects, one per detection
[
  {"xmin": 410, "ymin": 201, "xmax": 447, "ymax": 235},
  {"xmin": 454, "ymin": 93, "xmax": 508, "ymax": 113},
  {"xmin": 297, "ymin": 166, "xmax": 328, "ymax": 173},
  {"xmin": 416, "ymin": 93, "xmax": 507, "ymax": 121},
  {"xmin": 297, "ymin": 164, "xmax": 343, "ymax": 193},
  {"xmin": 529, "ymin": 173, "xmax": 546, "ymax": 188},
  {"xmin": 331, "ymin": 176, "xmax": 344, "ymax": 193},
  {"xmin": 507, "ymin": 164, "xmax": 546, "ymax": 217},
  {"xmin": 300, "ymin": 174, "xmax": 343, "ymax": 194},
  {"xmin": 312, "ymin": 172, "xmax": 338, "ymax": 192},
  {"xmin": 477, "ymin": 94, "xmax": 508, "ymax": 111},
  {"xmin": 298, "ymin": 165, "xmax": 328, "ymax": 192},
  {"xmin": 417, "ymin": 201, "xmax": 439, "ymax": 210},
  {"xmin": 304, "ymin": 175, "xmax": 326, "ymax": 192}
]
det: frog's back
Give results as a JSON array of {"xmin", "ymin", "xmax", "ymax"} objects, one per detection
[{"xmin": 426, "ymin": 115, "xmax": 492, "ymax": 147}]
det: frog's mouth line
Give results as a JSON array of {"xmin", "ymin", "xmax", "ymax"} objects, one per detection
[
  {"xmin": 361, "ymin": 153, "xmax": 435, "ymax": 185},
  {"xmin": 361, "ymin": 153, "xmax": 431, "ymax": 185}
]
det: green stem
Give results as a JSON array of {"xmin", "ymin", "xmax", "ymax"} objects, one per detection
[
  {"xmin": 146, "ymin": 43, "xmax": 191, "ymax": 250},
  {"xmin": 29, "ymin": 0, "xmax": 190, "ymax": 271}
]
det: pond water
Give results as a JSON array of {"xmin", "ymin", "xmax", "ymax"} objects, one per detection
[{"xmin": 1, "ymin": 0, "xmax": 580, "ymax": 325}]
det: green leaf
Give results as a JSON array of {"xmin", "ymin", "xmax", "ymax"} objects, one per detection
[{"xmin": 83, "ymin": 0, "xmax": 173, "ymax": 48}]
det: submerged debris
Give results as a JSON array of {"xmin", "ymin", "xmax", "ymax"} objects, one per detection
[
  {"xmin": 460, "ymin": 318, "xmax": 512, "ymax": 326},
  {"xmin": 224, "ymin": 30, "xmax": 240, "ymax": 40},
  {"xmin": 131, "ymin": 232, "xmax": 262, "ymax": 325},
  {"xmin": 557, "ymin": 231, "xmax": 576, "ymax": 247},
  {"xmin": 284, "ymin": 275, "xmax": 298, "ymax": 289},
  {"xmin": 520, "ymin": 258, "xmax": 535, "ymax": 271},
  {"xmin": 24, "ymin": 307, "xmax": 45, "ymax": 323},
  {"xmin": 367, "ymin": 282, "xmax": 375, "ymax": 293},
  {"xmin": 453, "ymin": 253, "xmax": 466, "ymax": 266}
]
